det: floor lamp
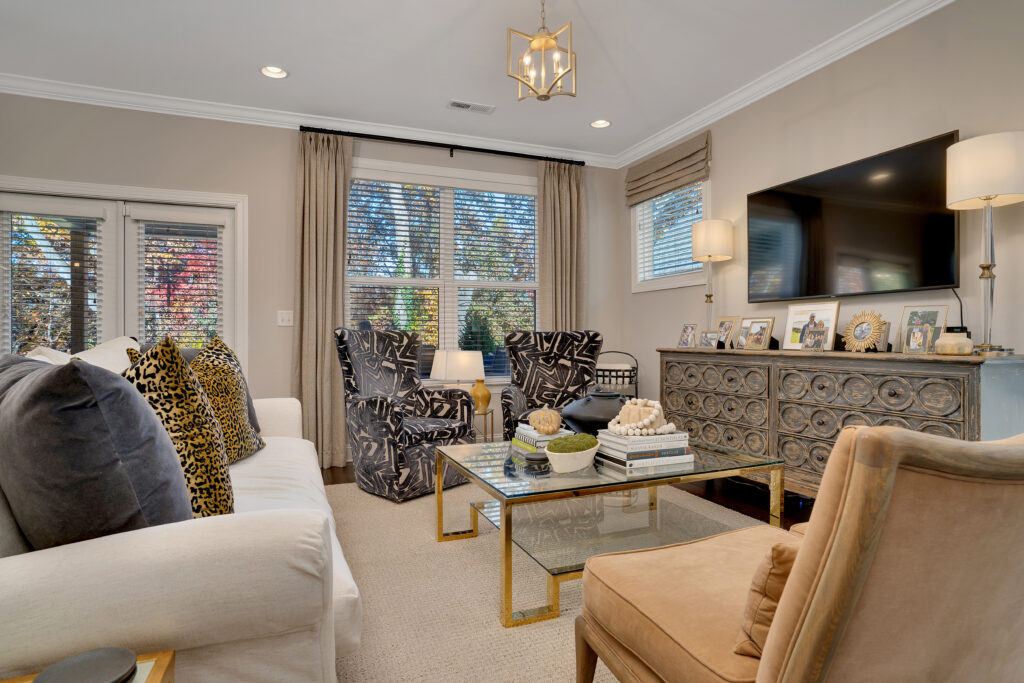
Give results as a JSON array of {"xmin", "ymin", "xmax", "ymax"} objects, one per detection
[
  {"xmin": 691, "ymin": 219, "xmax": 734, "ymax": 333},
  {"xmin": 947, "ymin": 131, "xmax": 1024, "ymax": 355}
]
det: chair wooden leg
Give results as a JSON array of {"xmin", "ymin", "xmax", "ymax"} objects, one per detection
[{"xmin": 575, "ymin": 616, "xmax": 598, "ymax": 683}]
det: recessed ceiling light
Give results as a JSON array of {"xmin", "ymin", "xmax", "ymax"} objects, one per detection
[
  {"xmin": 590, "ymin": 120, "xmax": 611, "ymax": 129},
  {"xmin": 869, "ymin": 170, "xmax": 893, "ymax": 183},
  {"xmin": 261, "ymin": 66, "xmax": 288, "ymax": 79}
]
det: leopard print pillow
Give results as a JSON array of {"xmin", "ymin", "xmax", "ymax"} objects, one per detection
[
  {"xmin": 122, "ymin": 336, "xmax": 233, "ymax": 517},
  {"xmin": 191, "ymin": 337, "xmax": 265, "ymax": 463}
]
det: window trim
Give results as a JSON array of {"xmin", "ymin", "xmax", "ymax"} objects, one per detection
[
  {"xmin": 630, "ymin": 182, "xmax": 708, "ymax": 293},
  {"xmin": 345, "ymin": 158, "xmax": 539, "ymax": 376},
  {"xmin": 0, "ymin": 174, "xmax": 249, "ymax": 371}
]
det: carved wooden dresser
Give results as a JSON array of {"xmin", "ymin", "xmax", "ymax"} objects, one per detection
[{"xmin": 659, "ymin": 348, "xmax": 1024, "ymax": 497}]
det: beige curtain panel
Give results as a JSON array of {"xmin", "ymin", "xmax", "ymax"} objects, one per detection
[
  {"xmin": 292, "ymin": 131, "xmax": 353, "ymax": 468},
  {"xmin": 625, "ymin": 130, "xmax": 711, "ymax": 206},
  {"xmin": 537, "ymin": 161, "xmax": 585, "ymax": 331}
]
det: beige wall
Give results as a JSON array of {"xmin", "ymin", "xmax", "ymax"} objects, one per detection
[
  {"xmin": 591, "ymin": 0, "xmax": 1024, "ymax": 391},
  {"xmin": 0, "ymin": 94, "xmax": 298, "ymax": 397},
  {"xmin": 0, "ymin": 98, "xmax": 539, "ymax": 399}
]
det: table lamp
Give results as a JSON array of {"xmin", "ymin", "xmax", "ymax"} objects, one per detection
[
  {"xmin": 947, "ymin": 131, "xmax": 1024, "ymax": 354},
  {"xmin": 430, "ymin": 350, "xmax": 489, "ymax": 412},
  {"xmin": 691, "ymin": 219, "xmax": 734, "ymax": 332}
]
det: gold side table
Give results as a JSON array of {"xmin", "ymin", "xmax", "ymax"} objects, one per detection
[{"xmin": 475, "ymin": 407, "xmax": 495, "ymax": 442}]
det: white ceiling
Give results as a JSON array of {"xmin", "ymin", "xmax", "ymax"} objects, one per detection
[{"xmin": 0, "ymin": 0, "xmax": 953, "ymax": 167}]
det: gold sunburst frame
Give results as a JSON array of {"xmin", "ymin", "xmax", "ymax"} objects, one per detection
[{"xmin": 843, "ymin": 311, "xmax": 885, "ymax": 352}]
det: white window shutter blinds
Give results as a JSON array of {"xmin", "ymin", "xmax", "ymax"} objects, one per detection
[
  {"xmin": 138, "ymin": 221, "xmax": 224, "ymax": 347},
  {"xmin": 346, "ymin": 175, "xmax": 537, "ymax": 377},
  {"xmin": 635, "ymin": 181, "xmax": 704, "ymax": 284}
]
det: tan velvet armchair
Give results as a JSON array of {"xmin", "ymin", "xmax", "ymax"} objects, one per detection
[{"xmin": 576, "ymin": 426, "xmax": 1024, "ymax": 682}]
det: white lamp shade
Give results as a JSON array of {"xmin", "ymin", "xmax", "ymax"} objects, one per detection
[
  {"xmin": 947, "ymin": 131, "xmax": 1024, "ymax": 209},
  {"xmin": 430, "ymin": 350, "xmax": 485, "ymax": 381},
  {"xmin": 691, "ymin": 219, "xmax": 734, "ymax": 262}
]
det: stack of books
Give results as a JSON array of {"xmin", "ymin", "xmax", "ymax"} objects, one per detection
[
  {"xmin": 511, "ymin": 424, "xmax": 573, "ymax": 452},
  {"xmin": 595, "ymin": 429, "xmax": 692, "ymax": 473}
]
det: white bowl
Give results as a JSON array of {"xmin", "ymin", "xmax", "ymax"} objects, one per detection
[{"xmin": 544, "ymin": 443, "xmax": 599, "ymax": 473}]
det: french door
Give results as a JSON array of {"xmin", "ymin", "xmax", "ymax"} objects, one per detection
[{"xmin": 0, "ymin": 192, "xmax": 233, "ymax": 354}]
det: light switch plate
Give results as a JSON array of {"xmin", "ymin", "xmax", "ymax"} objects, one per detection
[{"xmin": 277, "ymin": 310, "xmax": 294, "ymax": 327}]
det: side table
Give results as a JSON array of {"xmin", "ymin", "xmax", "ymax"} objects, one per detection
[
  {"xmin": 475, "ymin": 407, "xmax": 495, "ymax": 442},
  {"xmin": 2, "ymin": 650, "xmax": 174, "ymax": 683}
]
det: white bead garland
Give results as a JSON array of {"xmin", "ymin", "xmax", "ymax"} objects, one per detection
[{"xmin": 607, "ymin": 397, "xmax": 677, "ymax": 435}]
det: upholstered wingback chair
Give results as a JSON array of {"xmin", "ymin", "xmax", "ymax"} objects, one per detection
[
  {"xmin": 500, "ymin": 330, "xmax": 603, "ymax": 441},
  {"xmin": 334, "ymin": 328, "xmax": 473, "ymax": 502},
  {"xmin": 576, "ymin": 425, "xmax": 1024, "ymax": 682}
]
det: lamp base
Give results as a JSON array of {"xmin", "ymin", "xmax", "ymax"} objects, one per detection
[{"xmin": 470, "ymin": 379, "xmax": 491, "ymax": 413}]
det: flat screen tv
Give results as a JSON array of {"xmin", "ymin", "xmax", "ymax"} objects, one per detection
[{"xmin": 747, "ymin": 131, "xmax": 958, "ymax": 303}]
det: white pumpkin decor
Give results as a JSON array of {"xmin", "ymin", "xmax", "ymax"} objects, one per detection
[{"xmin": 607, "ymin": 398, "xmax": 677, "ymax": 436}]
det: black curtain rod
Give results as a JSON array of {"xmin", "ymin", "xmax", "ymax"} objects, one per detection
[{"xmin": 299, "ymin": 125, "xmax": 585, "ymax": 166}]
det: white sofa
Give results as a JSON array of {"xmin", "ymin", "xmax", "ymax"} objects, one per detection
[{"xmin": 0, "ymin": 398, "xmax": 361, "ymax": 682}]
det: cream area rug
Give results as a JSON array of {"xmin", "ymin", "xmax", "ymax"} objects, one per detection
[{"xmin": 329, "ymin": 481, "xmax": 759, "ymax": 682}]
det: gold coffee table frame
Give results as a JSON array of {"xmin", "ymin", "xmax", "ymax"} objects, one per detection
[{"xmin": 435, "ymin": 444, "xmax": 783, "ymax": 628}]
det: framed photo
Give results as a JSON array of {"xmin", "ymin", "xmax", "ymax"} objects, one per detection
[
  {"xmin": 737, "ymin": 316, "xmax": 775, "ymax": 350},
  {"xmin": 714, "ymin": 316, "xmax": 741, "ymax": 348},
  {"xmin": 678, "ymin": 323, "xmax": 699, "ymax": 348},
  {"xmin": 875, "ymin": 322, "xmax": 891, "ymax": 352},
  {"xmin": 783, "ymin": 301, "xmax": 840, "ymax": 351},
  {"xmin": 841, "ymin": 310, "xmax": 886, "ymax": 353},
  {"xmin": 698, "ymin": 330, "xmax": 718, "ymax": 348},
  {"xmin": 899, "ymin": 305, "xmax": 948, "ymax": 353}
]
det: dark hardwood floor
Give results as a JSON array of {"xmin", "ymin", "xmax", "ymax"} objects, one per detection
[
  {"xmin": 322, "ymin": 466, "xmax": 355, "ymax": 486},
  {"xmin": 322, "ymin": 466, "xmax": 812, "ymax": 529},
  {"xmin": 674, "ymin": 477, "xmax": 814, "ymax": 530}
]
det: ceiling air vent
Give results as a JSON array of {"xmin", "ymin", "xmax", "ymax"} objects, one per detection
[{"xmin": 447, "ymin": 99, "xmax": 496, "ymax": 115}]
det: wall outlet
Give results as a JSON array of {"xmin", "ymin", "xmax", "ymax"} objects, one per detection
[{"xmin": 277, "ymin": 310, "xmax": 294, "ymax": 327}]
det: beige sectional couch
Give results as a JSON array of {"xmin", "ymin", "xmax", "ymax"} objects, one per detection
[{"xmin": 0, "ymin": 398, "xmax": 361, "ymax": 681}]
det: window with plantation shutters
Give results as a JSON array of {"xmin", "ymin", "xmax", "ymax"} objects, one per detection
[
  {"xmin": 631, "ymin": 181, "xmax": 706, "ymax": 292},
  {"xmin": 0, "ymin": 191, "xmax": 240, "ymax": 358},
  {"xmin": 138, "ymin": 222, "xmax": 223, "ymax": 346},
  {"xmin": 0, "ymin": 193, "xmax": 117, "ymax": 354},
  {"xmin": 124, "ymin": 202, "xmax": 235, "ymax": 350},
  {"xmin": 345, "ymin": 165, "xmax": 538, "ymax": 377}
]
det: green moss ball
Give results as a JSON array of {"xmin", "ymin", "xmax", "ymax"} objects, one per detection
[{"xmin": 547, "ymin": 433, "xmax": 599, "ymax": 453}]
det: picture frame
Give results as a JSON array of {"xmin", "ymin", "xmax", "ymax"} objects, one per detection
[
  {"xmin": 737, "ymin": 316, "xmax": 775, "ymax": 350},
  {"xmin": 875, "ymin": 322, "xmax": 891, "ymax": 352},
  {"xmin": 714, "ymin": 316, "xmax": 741, "ymax": 348},
  {"xmin": 698, "ymin": 330, "xmax": 718, "ymax": 348},
  {"xmin": 841, "ymin": 310, "xmax": 886, "ymax": 353},
  {"xmin": 898, "ymin": 305, "xmax": 948, "ymax": 353},
  {"xmin": 678, "ymin": 323, "xmax": 699, "ymax": 348},
  {"xmin": 783, "ymin": 301, "xmax": 840, "ymax": 351}
]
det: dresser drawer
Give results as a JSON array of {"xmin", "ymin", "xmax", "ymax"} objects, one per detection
[
  {"xmin": 667, "ymin": 412, "xmax": 769, "ymax": 456},
  {"xmin": 665, "ymin": 388, "xmax": 768, "ymax": 428},
  {"xmin": 776, "ymin": 401, "xmax": 964, "ymax": 440},
  {"xmin": 777, "ymin": 368, "xmax": 964, "ymax": 420},
  {"xmin": 663, "ymin": 359, "xmax": 769, "ymax": 396}
]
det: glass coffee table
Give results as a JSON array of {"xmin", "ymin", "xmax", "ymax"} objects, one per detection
[{"xmin": 435, "ymin": 440, "xmax": 784, "ymax": 627}]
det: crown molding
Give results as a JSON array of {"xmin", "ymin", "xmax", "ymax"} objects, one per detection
[
  {"xmin": 0, "ymin": 72, "xmax": 619, "ymax": 168},
  {"xmin": 610, "ymin": 0, "xmax": 957, "ymax": 168},
  {"xmin": 0, "ymin": 0, "xmax": 954, "ymax": 170}
]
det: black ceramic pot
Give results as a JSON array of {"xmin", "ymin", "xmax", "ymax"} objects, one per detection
[{"xmin": 561, "ymin": 389, "xmax": 628, "ymax": 436}]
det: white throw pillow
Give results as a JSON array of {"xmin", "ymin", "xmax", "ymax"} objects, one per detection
[
  {"xmin": 25, "ymin": 346, "xmax": 72, "ymax": 364},
  {"xmin": 76, "ymin": 336, "xmax": 141, "ymax": 373},
  {"xmin": 25, "ymin": 337, "xmax": 140, "ymax": 374}
]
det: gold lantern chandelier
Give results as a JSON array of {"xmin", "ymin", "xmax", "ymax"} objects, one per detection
[{"xmin": 507, "ymin": 0, "xmax": 576, "ymax": 101}]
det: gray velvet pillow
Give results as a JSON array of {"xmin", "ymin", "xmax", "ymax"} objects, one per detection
[
  {"xmin": 140, "ymin": 343, "xmax": 261, "ymax": 433},
  {"xmin": 0, "ymin": 355, "xmax": 192, "ymax": 550}
]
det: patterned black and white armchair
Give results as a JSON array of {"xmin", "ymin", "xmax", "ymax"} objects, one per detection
[
  {"xmin": 334, "ymin": 328, "xmax": 473, "ymax": 502},
  {"xmin": 500, "ymin": 330, "xmax": 604, "ymax": 441}
]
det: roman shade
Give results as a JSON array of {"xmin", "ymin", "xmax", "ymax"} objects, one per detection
[{"xmin": 625, "ymin": 131, "xmax": 711, "ymax": 206}]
